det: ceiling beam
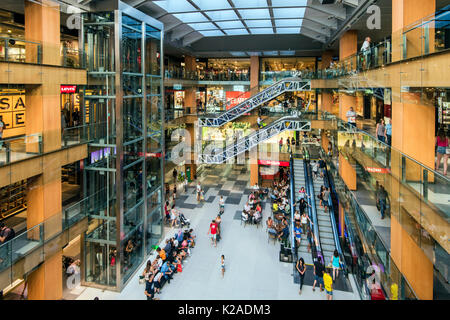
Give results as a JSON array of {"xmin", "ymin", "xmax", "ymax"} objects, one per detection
[
  {"xmin": 308, "ymin": 0, "xmax": 347, "ymax": 21},
  {"xmin": 182, "ymin": 32, "xmax": 204, "ymax": 46},
  {"xmin": 300, "ymin": 27, "xmax": 327, "ymax": 43}
]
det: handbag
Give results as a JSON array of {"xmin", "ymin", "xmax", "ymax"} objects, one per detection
[{"xmin": 177, "ymin": 264, "xmax": 182, "ymax": 273}]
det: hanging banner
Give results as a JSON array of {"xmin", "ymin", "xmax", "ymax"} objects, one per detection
[{"xmin": 225, "ymin": 91, "xmax": 250, "ymax": 110}]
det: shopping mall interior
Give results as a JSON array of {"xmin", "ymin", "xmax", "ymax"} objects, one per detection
[{"xmin": 0, "ymin": 0, "xmax": 448, "ymax": 301}]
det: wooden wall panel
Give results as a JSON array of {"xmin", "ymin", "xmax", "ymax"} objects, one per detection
[{"xmin": 338, "ymin": 153, "xmax": 357, "ymax": 190}]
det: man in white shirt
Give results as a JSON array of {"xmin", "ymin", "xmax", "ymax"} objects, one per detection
[
  {"xmin": 360, "ymin": 37, "xmax": 372, "ymax": 69},
  {"xmin": 346, "ymin": 107, "xmax": 357, "ymax": 128},
  {"xmin": 257, "ymin": 116, "xmax": 263, "ymax": 129}
]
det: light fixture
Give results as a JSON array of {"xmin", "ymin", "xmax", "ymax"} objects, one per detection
[{"xmin": 7, "ymin": 29, "xmax": 11, "ymax": 33}]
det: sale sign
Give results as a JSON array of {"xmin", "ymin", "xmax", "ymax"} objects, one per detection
[{"xmin": 225, "ymin": 91, "xmax": 250, "ymax": 110}]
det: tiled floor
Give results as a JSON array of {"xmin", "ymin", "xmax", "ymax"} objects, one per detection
[{"xmin": 76, "ymin": 163, "xmax": 360, "ymax": 300}]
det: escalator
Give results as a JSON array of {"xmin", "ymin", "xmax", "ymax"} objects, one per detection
[
  {"xmin": 198, "ymin": 116, "xmax": 311, "ymax": 164},
  {"xmin": 198, "ymin": 77, "xmax": 310, "ymax": 127}
]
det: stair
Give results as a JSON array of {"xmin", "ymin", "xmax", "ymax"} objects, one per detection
[{"xmin": 198, "ymin": 78, "xmax": 311, "ymax": 127}]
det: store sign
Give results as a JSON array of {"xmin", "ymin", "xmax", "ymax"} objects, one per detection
[
  {"xmin": 61, "ymin": 85, "xmax": 77, "ymax": 93},
  {"xmin": 138, "ymin": 152, "xmax": 162, "ymax": 158},
  {"xmin": 258, "ymin": 159, "xmax": 290, "ymax": 167},
  {"xmin": 226, "ymin": 91, "xmax": 250, "ymax": 110},
  {"xmin": 365, "ymin": 167, "xmax": 390, "ymax": 174},
  {"xmin": 0, "ymin": 95, "xmax": 26, "ymax": 130},
  {"xmin": 173, "ymin": 84, "xmax": 182, "ymax": 90}
]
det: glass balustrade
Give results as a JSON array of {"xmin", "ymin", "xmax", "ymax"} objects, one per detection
[{"xmin": 0, "ymin": 133, "xmax": 42, "ymax": 167}]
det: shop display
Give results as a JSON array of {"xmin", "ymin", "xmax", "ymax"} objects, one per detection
[{"xmin": 0, "ymin": 180, "xmax": 27, "ymax": 221}]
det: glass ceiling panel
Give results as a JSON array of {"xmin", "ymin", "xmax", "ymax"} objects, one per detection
[
  {"xmin": 232, "ymin": 0, "xmax": 269, "ymax": 8},
  {"xmin": 250, "ymin": 28, "xmax": 274, "ymax": 34},
  {"xmin": 199, "ymin": 30, "xmax": 225, "ymax": 37},
  {"xmin": 225, "ymin": 29, "xmax": 250, "ymax": 35},
  {"xmin": 206, "ymin": 10, "xmax": 239, "ymax": 21},
  {"xmin": 274, "ymin": 19, "xmax": 302, "ymax": 27},
  {"xmin": 173, "ymin": 12, "xmax": 209, "ymax": 23},
  {"xmin": 276, "ymin": 27, "xmax": 300, "ymax": 34},
  {"xmin": 245, "ymin": 19, "xmax": 273, "ymax": 28},
  {"xmin": 271, "ymin": 0, "xmax": 308, "ymax": 7},
  {"xmin": 188, "ymin": 22, "xmax": 217, "ymax": 30},
  {"xmin": 216, "ymin": 20, "xmax": 245, "ymax": 29},
  {"xmin": 239, "ymin": 9, "xmax": 271, "ymax": 20},
  {"xmin": 192, "ymin": 0, "xmax": 231, "ymax": 10},
  {"xmin": 154, "ymin": 0, "xmax": 196, "ymax": 13},
  {"xmin": 273, "ymin": 8, "xmax": 306, "ymax": 19}
]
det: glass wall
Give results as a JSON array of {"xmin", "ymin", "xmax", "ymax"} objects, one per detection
[
  {"xmin": 260, "ymin": 57, "xmax": 316, "ymax": 84},
  {"xmin": 82, "ymin": 2, "xmax": 163, "ymax": 291}
]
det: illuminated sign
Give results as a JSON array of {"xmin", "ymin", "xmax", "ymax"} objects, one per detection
[
  {"xmin": 365, "ymin": 167, "xmax": 390, "ymax": 174},
  {"xmin": 0, "ymin": 95, "xmax": 26, "ymax": 130},
  {"xmin": 226, "ymin": 91, "xmax": 250, "ymax": 110},
  {"xmin": 258, "ymin": 159, "xmax": 290, "ymax": 167},
  {"xmin": 61, "ymin": 85, "xmax": 77, "ymax": 93}
]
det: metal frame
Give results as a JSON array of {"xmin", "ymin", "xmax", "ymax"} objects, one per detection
[
  {"xmin": 198, "ymin": 77, "xmax": 310, "ymax": 127},
  {"xmin": 198, "ymin": 116, "xmax": 311, "ymax": 164}
]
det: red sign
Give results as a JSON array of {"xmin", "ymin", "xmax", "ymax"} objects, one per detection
[
  {"xmin": 60, "ymin": 85, "xmax": 77, "ymax": 93},
  {"xmin": 226, "ymin": 91, "xmax": 250, "ymax": 110},
  {"xmin": 138, "ymin": 152, "xmax": 162, "ymax": 158},
  {"xmin": 365, "ymin": 167, "xmax": 390, "ymax": 174},
  {"xmin": 258, "ymin": 160, "xmax": 290, "ymax": 167}
]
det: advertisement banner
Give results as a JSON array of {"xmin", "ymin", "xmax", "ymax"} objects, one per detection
[{"xmin": 225, "ymin": 91, "xmax": 250, "ymax": 110}]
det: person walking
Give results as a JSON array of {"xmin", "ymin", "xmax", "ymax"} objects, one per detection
[
  {"xmin": 219, "ymin": 195, "xmax": 225, "ymax": 215},
  {"xmin": 291, "ymin": 136, "xmax": 296, "ymax": 152},
  {"xmin": 346, "ymin": 107, "xmax": 357, "ymax": 129},
  {"xmin": 331, "ymin": 249, "xmax": 341, "ymax": 281},
  {"xmin": 377, "ymin": 185, "xmax": 388, "ymax": 220},
  {"xmin": 0, "ymin": 116, "xmax": 5, "ymax": 150},
  {"xmin": 436, "ymin": 128, "xmax": 448, "ymax": 176},
  {"xmin": 300, "ymin": 211, "xmax": 312, "ymax": 235},
  {"xmin": 376, "ymin": 119, "xmax": 386, "ymax": 143},
  {"xmin": 323, "ymin": 268, "xmax": 333, "ymax": 300},
  {"xmin": 172, "ymin": 168, "xmax": 178, "ymax": 184},
  {"xmin": 207, "ymin": 219, "xmax": 218, "ymax": 247},
  {"xmin": 196, "ymin": 181, "xmax": 202, "ymax": 202},
  {"xmin": 221, "ymin": 255, "xmax": 225, "ymax": 278},
  {"xmin": 312, "ymin": 256, "xmax": 325, "ymax": 292},
  {"xmin": 385, "ymin": 119, "xmax": 392, "ymax": 146},
  {"xmin": 286, "ymin": 137, "xmax": 291, "ymax": 153},
  {"xmin": 360, "ymin": 36, "xmax": 372, "ymax": 70},
  {"xmin": 296, "ymin": 257, "xmax": 306, "ymax": 295},
  {"xmin": 322, "ymin": 187, "xmax": 330, "ymax": 213},
  {"xmin": 279, "ymin": 137, "xmax": 283, "ymax": 153}
]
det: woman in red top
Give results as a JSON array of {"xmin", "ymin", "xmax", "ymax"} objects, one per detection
[{"xmin": 436, "ymin": 128, "xmax": 448, "ymax": 175}]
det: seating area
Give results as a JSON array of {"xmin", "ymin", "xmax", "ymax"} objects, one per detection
[
  {"xmin": 240, "ymin": 185, "xmax": 268, "ymax": 228},
  {"xmin": 140, "ymin": 228, "xmax": 196, "ymax": 300}
]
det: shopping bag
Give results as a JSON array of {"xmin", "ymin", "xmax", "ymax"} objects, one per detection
[{"xmin": 177, "ymin": 264, "xmax": 182, "ymax": 273}]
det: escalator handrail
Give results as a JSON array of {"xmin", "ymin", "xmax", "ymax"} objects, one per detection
[
  {"xmin": 323, "ymin": 163, "xmax": 348, "ymax": 277},
  {"xmin": 303, "ymin": 157, "xmax": 323, "ymax": 262},
  {"xmin": 289, "ymin": 154, "xmax": 296, "ymax": 260}
]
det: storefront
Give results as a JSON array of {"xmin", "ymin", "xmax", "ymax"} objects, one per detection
[
  {"xmin": 260, "ymin": 57, "xmax": 316, "ymax": 83},
  {"xmin": 206, "ymin": 85, "xmax": 250, "ymax": 112},
  {"xmin": 61, "ymin": 85, "xmax": 82, "ymax": 128},
  {"xmin": 0, "ymin": 87, "xmax": 26, "ymax": 138}
]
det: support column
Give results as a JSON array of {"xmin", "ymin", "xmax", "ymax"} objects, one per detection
[
  {"xmin": 184, "ymin": 56, "xmax": 197, "ymax": 114},
  {"xmin": 392, "ymin": 0, "xmax": 436, "ymax": 62},
  {"xmin": 338, "ymin": 153, "xmax": 356, "ymax": 191},
  {"xmin": 339, "ymin": 92, "xmax": 358, "ymax": 125},
  {"xmin": 24, "ymin": 0, "xmax": 63, "ymax": 300},
  {"xmin": 320, "ymin": 91, "xmax": 333, "ymax": 114},
  {"xmin": 250, "ymin": 146, "xmax": 259, "ymax": 187},
  {"xmin": 250, "ymin": 55, "xmax": 259, "ymax": 92},
  {"xmin": 184, "ymin": 123, "xmax": 196, "ymax": 180},
  {"xmin": 339, "ymin": 30, "xmax": 358, "ymax": 61}
]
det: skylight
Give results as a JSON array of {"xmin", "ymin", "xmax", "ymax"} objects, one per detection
[
  {"xmin": 238, "ymin": 9, "xmax": 271, "ymax": 20},
  {"xmin": 216, "ymin": 20, "xmax": 245, "ymax": 29},
  {"xmin": 250, "ymin": 28, "xmax": 274, "ymax": 34},
  {"xmin": 225, "ymin": 29, "xmax": 249, "ymax": 35},
  {"xmin": 245, "ymin": 20, "xmax": 273, "ymax": 28}
]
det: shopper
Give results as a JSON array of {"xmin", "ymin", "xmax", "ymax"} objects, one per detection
[
  {"xmin": 296, "ymin": 257, "xmax": 306, "ymax": 295},
  {"xmin": 300, "ymin": 211, "xmax": 312, "ymax": 234},
  {"xmin": 360, "ymin": 36, "xmax": 372, "ymax": 69},
  {"xmin": 385, "ymin": 119, "xmax": 392, "ymax": 146},
  {"xmin": 207, "ymin": 219, "xmax": 218, "ymax": 247},
  {"xmin": 257, "ymin": 116, "xmax": 263, "ymax": 129},
  {"xmin": 172, "ymin": 168, "xmax": 178, "ymax": 184},
  {"xmin": 323, "ymin": 268, "xmax": 333, "ymax": 300},
  {"xmin": 318, "ymin": 157, "xmax": 326, "ymax": 178},
  {"xmin": 0, "ymin": 116, "xmax": 5, "ymax": 150},
  {"xmin": 286, "ymin": 137, "xmax": 291, "ymax": 153},
  {"xmin": 279, "ymin": 137, "xmax": 283, "ymax": 153},
  {"xmin": 312, "ymin": 256, "xmax": 325, "ymax": 292},
  {"xmin": 331, "ymin": 249, "xmax": 342, "ymax": 280},
  {"xmin": 311, "ymin": 160, "xmax": 319, "ymax": 179},
  {"xmin": 291, "ymin": 136, "xmax": 296, "ymax": 151},
  {"xmin": 377, "ymin": 185, "xmax": 388, "ymax": 220},
  {"xmin": 196, "ymin": 181, "xmax": 202, "ymax": 202},
  {"xmin": 219, "ymin": 195, "xmax": 225, "ymax": 215},
  {"xmin": 376, "ymin": 119, "xmax": 386, "ymax": 143},
  {"xmin": 436, "ymin": 128, "xmax": 449, "ymax": 176},
  {"xmin": 221, "ymin": 255, "xmax": 225, "ymax": 278},
  {"xmin": 346, "ymin": 107, "xmax": 357, "ymax": 128},
  {"xmin": 322, "ymin": 187, "xmax": 330, "ymax": 213},
  {"xmin": 0, "ymin": 223, "xmax": 15, "ymax": 244}
]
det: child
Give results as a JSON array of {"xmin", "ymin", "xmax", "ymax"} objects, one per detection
[
  {"xmin": 219, "ymin": 196, "xmax": 225, "ymax": 215},
  {"xmin": 221, "ymin": 255, "xmax": 225, "ymax": 278}
]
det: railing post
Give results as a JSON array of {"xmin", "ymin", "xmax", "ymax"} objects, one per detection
[
  {"xmin": 422, "ymin": 169, "xmax": 428, "ymax": 201},
  {"xmin": 6, "ymin": 142, "xmax": 10, "ymax": 163},
  {"xmin": 4, "ymin": 39, "xmax": 8, "ymax": 61}
]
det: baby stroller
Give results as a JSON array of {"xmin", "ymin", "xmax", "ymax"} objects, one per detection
[{"xmin": 179, "ymin": 212, "xmax": 190, "ymax": 227}]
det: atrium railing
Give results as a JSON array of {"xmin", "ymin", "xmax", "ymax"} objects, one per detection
[
  {"xmin": 165, "ymin": 69, "xmax": 250, "ymax": 82},
  {"xmin": 0, "ymin": 133, "xmax": 42, "ymax": 167},
  {"xmin": 0, "ymin": 37, "xmax": 86, "ymax": 68},
  {"xmin": 289, "ymin": 154, "xmax": 296, "ymax": 260},
  {"xmin": 325, "ymin": 153, "xmax": 418, "ymax": 300}
]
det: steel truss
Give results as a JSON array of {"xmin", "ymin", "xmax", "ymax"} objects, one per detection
[
  {"xmin": 198, "ymin": 116, "xmax": 311, "ymax": 164},
  {"xmin": 198, "ymin": 77, "xmax": 311, "ymax": 127}
]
